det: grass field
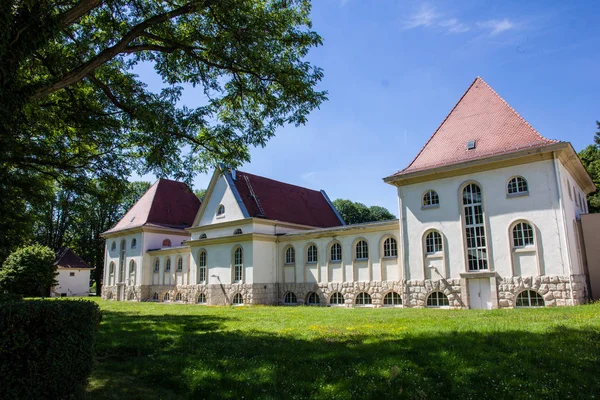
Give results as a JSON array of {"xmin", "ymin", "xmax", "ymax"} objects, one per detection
[{"xmin": 87, "ymin": 300, "xmax": 600, "ymax": 399}]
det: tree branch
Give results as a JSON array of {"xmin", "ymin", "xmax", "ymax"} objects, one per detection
[
  {"xmin": 32, "ymin": 2, "xmax": 202, "ymax": 100},
  {"xmin": 59, "ymin": 0, "xmax": 104, "ymax": 28}
]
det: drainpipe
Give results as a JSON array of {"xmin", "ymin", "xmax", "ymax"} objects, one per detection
[{"xmin": 552, "ymin": 154, "xmax": 576, "ymax": 305}]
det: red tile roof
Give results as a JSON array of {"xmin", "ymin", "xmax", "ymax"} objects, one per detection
[
  {"xmin": 55, "ymin": 247, "xmax": 93, "ymax": 269},
  {"xmin": 232, "ymin": 171, "xmax": 344, "ymax": 228},
  {"xmin": 104, "ymin": 179, "xmax": 200, "ymax": 234},
  {"xmin": 392, "ymin": 77, "xmax": 559, "ymax": 176}
]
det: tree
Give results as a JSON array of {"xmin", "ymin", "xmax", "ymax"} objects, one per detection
[
  {"xmin": 1, "ymin": 0, "xmax": 326, "ymax": 184},
  {"xmin": 579, "ymin": 124, "xmax": 600, "ymax": 213},
  {"xmin": 0, "ymin": 244, "xmax": 58, "ymax": 296},
  {"xmin": 332, "ymin": 199, "xmax": 396, "ymax": 225},
  {"xmin": 195, "ymin": 188, "xmax": 207, "ymax": 201}
]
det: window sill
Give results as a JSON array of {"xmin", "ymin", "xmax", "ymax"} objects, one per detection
[
  {"xmin": 513, "ymin": 247, "xmax": 535, "ymax": 253},
  {"xmin": 284, "ymin": 263, "xmax": 295, "ymax": 266},
  {"xmin": 383, "ymin": 255, "xmax": 398, "ymax": 260},
  {"xmin": 330, "ymin": 260, "xmax": 342, "ymax": 263},
  {"xmin": 421, "ymin": 205, "xmax": 440, "ymax": 210},
  {"xmin": 216, "ymin": 214, "xmax": 226, "ymax": 219},
  {"xmin": 507, "ymin": 192, "xmax": 529, "ymax": 199},
  {"xmin": 355, "ymin": 258, "xmax": 368, "ymax": 262},
  {"xmin": 306, "ymin": 261, "xmax": 318, "ymax": 265},
  {"xmin": 426, "ymin": 253, "xmax": 443, "ymax": 259}
]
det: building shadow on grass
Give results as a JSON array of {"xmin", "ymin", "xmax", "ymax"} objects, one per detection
[{"xmin": 88, "ymin": 311, "xmax": 600, "ymax": 400}]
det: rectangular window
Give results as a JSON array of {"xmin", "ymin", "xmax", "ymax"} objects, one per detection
[
  {"xmin": 234, "ymin": 265, "xmax": 242, "ymax": 282},
  {"xmin": 463, "ymin": 184, "xmax": 488, "ymax": 271},
  {"xmin": 69, "ymin": 272, "xmax": 75, "ymax": 277}
]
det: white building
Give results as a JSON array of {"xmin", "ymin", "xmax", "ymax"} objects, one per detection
[
  {"xmin": 52, "ymin": 247, "xmax": 94, "ymax": 297},
  {"xmin": 101, "ymin": 77, "xmax": 596, "ymax": 308}
]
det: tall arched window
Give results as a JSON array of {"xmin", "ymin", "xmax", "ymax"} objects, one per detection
[
  {"xmin": 512, "ymin": 222, "xmax": 534, "ymax": 248},
  {"xmin": 131, "ymin": 238, "xmax": 137, "ymax": 249},
  {"xmin": 198, "ymin": 251, "xmax": 207, "ymax": 283},
  {"xmin": 462, "ymin": 183, "xmax": 488, "ymax": 271},
  {"xmin": 111, "ymin": 242, "xmax": 116, "ymax": 251},
  {"xmin": 507, "ymin": 176, "xmax": 528, "ymax": 195},
  {"xmin": 165, "ymin": 258, "xmax": 171, "ymax": 272},
  {"xmin": 109, "ymin": 261, "xmax": 115, "ymax": 274},
  {"xmin": 162, "ymin": 238, "xmax": 171, "ymax": 247},
  {"xmin": 177, "ymin": 257, "xmax": 183, "ymax": 272},
  {"xmin": 383, "ymin": 237, "xmax": 397, "ymax": 257},
  {"xmin": 422, "ymin": 190, "xmax": 440, "ymax": 207},
  {"xmin": 285, "ymin": 247, "xmax": 295, "ymax": 264},
  {"xmin": 233, "ymin": 247, "xmax": 243, "ymax": 283},
  {"xmin": 129, "ymin": 260, "xmax": 135, "ymax": 274},
  {"xmin": 119, "ymin": 240, "xmax": 126, "ymax": 283},
  {"xmin": 355, "ymin": 240, "xmax": 369, "ymax": 260},
  {"xmin": 307, "ymin": 245, "xmax": 318, "ymax": 263},
  {"xmin": 330, "ymin": 243, "xmax": 342, "ymax": 262},
  {"xmin": 425, "ymin": 231, "xmax": 443, "ymax": 254},
  {"xmin": 153, "ymin": 258, "xmax": 160, "ymax": 273}
]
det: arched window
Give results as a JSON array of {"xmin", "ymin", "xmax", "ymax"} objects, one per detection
[
  {"xmin": 177, "ymin": 257, "xmax": 183, "ymax": 272},
  {"xmin": 383, "ymin": 237, "xmax": 397, "ymax": 257},
  {"xmin": 233, "ymin": 228, "xmax": 243, "ymax": 235},
  {"xmin": 198, "ymin": 251, "xmax": 207, "ymax": 283},
  {"xmin": 162, "ymin": 238, "xmax": 171, "ymax": 248},
  {"xmin": 111, "ymin": 242, "xmax": 116, "ymax": 251},
  {"xmin": 152, "ymin": 292, "xmax": 159, "ymax": 301},
  {"xmin": 233, "ymin": 247, "xmax": 243, "ymax": 283},
  {"xmin": 283, "ymin": 292, "xmax": 297, "ymax": 304},
  {"xmin": 462, "ymin": 183, "xmax": 488, "ymax": 271},
  {"xmin": 329, "ymin": 292, "xmax": 344, "ymax": 305},
  {"xmin": 163, "ymin": 292, "xmax": 170, "ymax": 302},
  {"xmin": 422, "ymin": 190, "xmax": 440, "ymax": 207},
  {"xmin": 515, "ymin": 290, "xmax": 544, "ymax": 307},
  {"xmin": 131, "ymin": 238, "xmax": 137, "ymax": 249},
  {"xmin": 175, "ymin": 293, "xmax": 182, "ymax": 302},
  {"xmin": 165, "ymin": 258, "xmax": 171, "ymax": 272},
  {"xmin": 355, "ymin": 240, "xmax": 369, "ymax": 260},
  {"xmin": 330, "ymin": 243, "xmax": 342, "ymax": 262},
  {"xmin": 306, "ymin": 292, "xmax": 320, "ymax": 305},
  {"xmin": 425, "ymin": 231, "xmax": 443, "ymax": 254},
  {"xmin": 355, "ymin": 292, "xmax": 372, "ymax": 306},
  {"xmin": 307, "ymin": 245, "xmax": 318, "ymax": 263},
  {"xmin": 285, "ymin": 247, "xmax": 295, "ymax": 264},
  {"xmin": 217, "ymin": 204, "xmax": 225, "ymax": 216},
  {"xmin": 119, "ymin": 240, "xmax": 126, "ymax": 283},
  {"xmin": 507, "ymin": 176, "xmax": 528, "ymax": 195},
  {"xmin": 109, "ymin": 261, "xmax": 115, "ymax": 274},
  {"xmin": 198, "ymin": 293, "xmax": 207, "ymax": 304},
  {"xmin": 426, "ymin": 291, "xmax": 449, "ymax": 307},
  {"xmin": 567, "ymin": 181, "xmax": 572, "ymax": 200},
  {"xmin": 127, "ymin": 292, "xmax": 135, "ymax": 301},
  {"xmin": 129, "ymin": 260, "xmax": 135, "ymax": 273},
  {"xmin": 153, "ymin": 259, "xmax": 160, "ymax": 273},
  {"xmin": 199, "ymin": 233, "xmax": 207, "ymax": 239},
  {"xmin": 232, "ymin": 293, "xmax": 243, "ymax": 305},
  {"xmin": 383, "ymin": 292, "xmax": 402, "ymax": 306},
  {"xmin": 512, "ymin": 222, "xmax": 534, "ymax": 248}
]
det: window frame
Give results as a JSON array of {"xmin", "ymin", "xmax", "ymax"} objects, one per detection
[
  {"xmin": 383, "ymin": 291, "xmax": 402, "ymax": 307},
  {"xmin": 515, "ymin": 290, "xmax": 545, "ymax": 308},
  {"xmin": 197, "ymin": 293, "xmax": 207, "ymax": 304},
  {"xmin": 152, "ymin": 292, "xmax": 159, "ymax": 301},
  {"xmin": 284, "ymin": 246, "xmax": 296, "ymax": 265},
  {"xmin": 306, "ymin": 292, "xmax": 320, "ymax": 305},
  {"xmin": 283, "ymin": 292, "xmax": 297, "ymax": 305},
  {"xmin": 330, "ymin": 242, "xmax": 342, "ymax": 262},
  {"xmin": 131, "ymin": 238, "xmax": 137, "ymax": 249},
  {"xmin": 329, "ymin": 292, "xmax": 344, "ymax": 305},
  {"xmin": 307, "ymin": 244, "xmax": 318, "ymax": 264},
  {"xmin": 216, "ymin": 204, "xmax": 225, "ymax": 217},
  {"xmin": 162, "ymin": 238, "xmax": 171, "ymax": 248},
  {"xmin": 198, "ymin": 250, "xmax": 207, "ymax": 283},
  {"xmin": 165, "ymin": 257, "xmax": 171, "ymax": 272},
  {"xmin": 233, "ymin": 246, "xmax": 243, "ymax": 283},
  {"xmin": 382, "ymin": 237, "xmax": 398, "ymax": 258},
  {"xmin": 422, "ymin": 190, "xmax": 440, "ymax": 209},
  {"xmin": 424, "ymin": 230, "xmax": 443, "ymax": 255},
  {"xmin": 232, "ymin": 293, "xmax": 244, "ymax": 305},
  {"xmin": 163, "ymin": 292, "xmax": 170, "ymax": 302},
  {"xmin": 176, "ymin": 257, "xmax": 183, "ymax": 272},
  {"xmin": 355, "ymin": 240, "xmax": 369, "ymax": 261},
  {"xmin": 426, "ymin": 291, "xmax": 450, "ymax": 308},
  {"xmin": 153, "ymin": 258, "xmax": 160, "ymax": 273},
  {"xmin": 506, "ymin": 176, "xmax": 529, "ymax": 197},
  {"xmin": 233, "ymin": 228, "xmax": 243, "ymax": 235},
  {"xmin": 461, "ymin": 182, "xmax": 489, "ymax": 271},
  {"xmin": 355, "ymin": 292, "xmax": 373, "ymax": 306},
  {"xmin": 512, "ymin": 222, "xmax": 535, "ymax": 249}
]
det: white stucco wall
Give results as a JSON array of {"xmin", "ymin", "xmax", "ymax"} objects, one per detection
[
  {"xmin": 52, "ymin": 269, "xmax": 91, "ymax": 297},
  {"xmin": 104, "ymin": 231, "xmax": 144, "ymax": 287},
  {"xmin": 400, "ymin": 160, "xmax": 570, "ymax": 280},
  {"xmin": 188, "ymin": 240, "xmax": 254, "ymax": 285},
  {"xmin": 198, "ymin": 174, "xmax": 245, "ymax": 226}
]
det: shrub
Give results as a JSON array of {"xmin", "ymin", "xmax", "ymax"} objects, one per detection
[
  {"xmin": 0, "ymin": 244, "xmax": 57, "ymax": 296},
  {"xmin": 0, "ymin": 299, "xmax": 102, "ymax": 399}
]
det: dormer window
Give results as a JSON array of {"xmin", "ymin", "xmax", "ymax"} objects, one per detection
[
  {"xmin": 217, "ymin": 204, "xmax": 225, "ymax": 217},
  {"xmin": 466, "ymin": 140, "xmax": 476, "ymax": 150}
]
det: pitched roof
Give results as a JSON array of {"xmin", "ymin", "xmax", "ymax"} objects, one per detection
[
  {"xmin": 392, "ymin": 77, "xmax": 559, "ymax": 176},
  {"xmin": 55, "ymin": 247, "xmax": 93, "ymax": 269},
  {"xmin": 104, "ymin": 179, "xmax": 201, "ymax": 234},
  {"xmin": 231, "ymin": 170, "xmax": 344, "ymax": 228}
]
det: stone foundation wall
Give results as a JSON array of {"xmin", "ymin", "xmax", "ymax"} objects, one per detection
[
  {"xmin": 406, "ymin": 279, "xmax": 463, "ymax": 308},
  {"xmin": 280, "ymin": 281, "xmax": 405, "ymax": 307},
  {"xmin": 496, "ymin": 275, "xmax": 581, "ymax": 307}
]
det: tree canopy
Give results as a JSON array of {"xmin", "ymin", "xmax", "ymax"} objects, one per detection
[
  {"xmin": 0, "ymin": 244, "xmax": 57, "ymax": 296},
  {"xmin": 578, "ymin": 121, "xmax": 600, "ymax": 213},
  {"xmin": 332, "ymin": 199, "xmax": 396, "ymax": 225}
]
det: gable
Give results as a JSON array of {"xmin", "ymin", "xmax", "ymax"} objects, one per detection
[
  {"xmin": 392, "ymin": 77, "xmax": 558, "ymax": 177},
  {"xmin": 195, "ymin": 170, "xmax": 247, "ymax": 226}
]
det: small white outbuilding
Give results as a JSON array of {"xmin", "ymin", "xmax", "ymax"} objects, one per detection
[{"xmin": 52, "ymin": 247, "xmax": 94, "ymax": 297}]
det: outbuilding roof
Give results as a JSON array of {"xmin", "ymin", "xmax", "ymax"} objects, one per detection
[
  {"xmin": 55, "ymin": 247, "xmax": 93, "ymax": 269},
  {"xmin": 104, "ymin": 179, "xmax": 201, "ymax": 234},
  {"xmin": 231, "ymin": 170, "xmax": 345, "ymax": 228},
  {"xmin": 391, "ymin": 77, "xmax": 559, "ymax": 177}
]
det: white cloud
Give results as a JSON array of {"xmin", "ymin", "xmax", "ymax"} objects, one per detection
[
  {"xmin": 478, "ymin": 18, "xmax": 515, "ymax": 35},
  {"xmin": 404, "ymin": 4, "xmax": 440, "ymax": 29},
  {"xmin": 439, "ymin": 18, "xmax": 470, "ymax": 34}
]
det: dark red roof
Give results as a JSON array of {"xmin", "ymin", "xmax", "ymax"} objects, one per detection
[
  {"xmin": 55, "ymin": 247, "xmax": 93, "ymax": 269},
  {"xmin": 392, "ymin": 77, "xmax": 559, "ymax": 176},
  {"xmin": 104, "ymin": 179, "xmax": 201, "ymax": 234},
  {"xmin": 232, "ymin": 171, "xmax": 343, "ymax": 228}
]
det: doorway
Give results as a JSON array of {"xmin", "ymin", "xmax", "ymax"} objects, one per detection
[{"xmin": 468, "ymin": 278, "xmax": 491, "ymax": 309}]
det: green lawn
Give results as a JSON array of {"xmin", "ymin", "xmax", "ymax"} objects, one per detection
[{"xmin": 88, "ymin": 300, "xmax": 600, "ymax": 399}]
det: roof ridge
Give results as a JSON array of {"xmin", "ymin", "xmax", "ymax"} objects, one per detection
[
  {"xmin": 237, "ymin": 170, "xmax": 322, "ymax": 194},
  {"xmin": 476, "ymin": 77, "xmax": 558, "ymax": 144},
  {"xmin": 400, "ymin": 77, "xmax": 481, "ymax": 173}
]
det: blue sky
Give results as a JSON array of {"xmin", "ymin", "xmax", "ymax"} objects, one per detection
[{"xmin": 133, "ymin": 0, "xmax": 600, "ymax": 217}]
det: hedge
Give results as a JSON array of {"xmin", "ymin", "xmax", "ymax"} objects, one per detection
[{"xmin": 0, "ymin": 299, "xmax": 102, "ymax": 399}]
